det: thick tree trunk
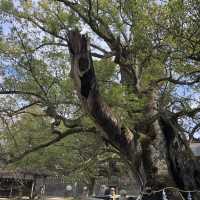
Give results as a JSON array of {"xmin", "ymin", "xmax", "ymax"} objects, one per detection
[
  {"xmin": 137, "ymin": 89, "xmax": 200, "ymax": 199},
  {"xmin": 67, "ymin": 31, "xmax": 200, "ymax": 200}
]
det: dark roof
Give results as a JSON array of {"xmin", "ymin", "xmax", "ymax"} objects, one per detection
[{"xmin": 0, "ymin": 169, "xmax": 50, "ymax": 180}]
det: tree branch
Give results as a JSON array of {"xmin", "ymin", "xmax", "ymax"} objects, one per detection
[
  {"xmin": 91, "ymin": 52, "xmax": 115, "ymax": 59},
  {"xmin": 28, "ymin": 15, "xmax": 66, "ymax": 41},
  {"xmin": 7, "ymin": 126, "xmax": 96, "ymax": 164},
  {"xmin": 173, "ymin": 107, "xmax": 200, "ymax": 119},
  {"xmin": 90, "ymin": 43, "xmax": 110, "ymax": 54},
  {"xmin": 188, "ymin": 52, "xmax": 200, "ymax": 62},
  {"xmin": 57, "ymin": 0, "xmax": 117, "ymax": 48},
  {"xmin": 156, "ymin": 75, "xmax": 200, "ymax": 85},
  {"xmin": 0, "ymin": 90, "xmax": 45, "ymax": 101},
  {"xmin": 15, "ymin": 29, "xmax": 49, "ymax": 97},
  {"xmin": 0, "ymin": 101, "xmax": 41, "ymax": 116},
  {"xmin": 34, "ymin": 42, "xmax": 68, "ymax": 51}
]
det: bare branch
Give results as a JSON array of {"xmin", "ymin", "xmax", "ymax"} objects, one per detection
[
  {"xmin": 57, "ymin": 0, "xmax": 117, "ymax": 48},
  {"xmin": 90, "ymin": 43, "xmax": 110, "ymax": 54},
  {"xmin": 188, "ymin": 123, "xmax": 200, "ymax": 142},
  {"xmin": 28, "ymin": 15, "xmax": 66, "ymax": 41},
  {"xmin": 159, "ymin": 77, "xmax": 200, "ymax": 85},
  {"xmin": 15, "ymin": 29, "xmax": 49, "ymax": 97},
  {"xmin": 0, "ymin": 90, "xmax": 45, "ymax": 101},
  {"xmin": 91, "ymin": 52, "xmax": 115, "ymax": 59},
  {"xmin": 156, "ymin": 72, "xmax": 200, "ymax": 86},
  {"xmin": 0, "ymin": 101, "xmax": 41, "ymax": 116},
  {"xmin": 173, "ymin": 107, "xmax": 200, "ymax": 119},
  {"xmin": 34, "ymin": 42, "xmax": 68, "ymax": 51}
]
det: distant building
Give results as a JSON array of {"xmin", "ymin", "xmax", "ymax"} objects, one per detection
[
  {"xmin": 0, "ymin": 169, "xmax": 88, "ymax": 198},
  {"xmin": 0, "ymin": 169, "xmax": 48, "ymax": 198}
]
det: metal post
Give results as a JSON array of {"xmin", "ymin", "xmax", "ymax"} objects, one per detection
[{"xmin": 30, "ymin": 181, "xmax": 35, "ymax": 199}]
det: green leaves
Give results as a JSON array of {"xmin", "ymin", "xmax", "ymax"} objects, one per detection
[
  {"xmin": 0, "ymin": 0, "xmax": 14, "ymax": 12},
  {"xmin": 94, "ymin": 58, "xmax": 116, "ymax": 82}
]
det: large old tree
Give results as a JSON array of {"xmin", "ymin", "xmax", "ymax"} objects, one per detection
[{"xmin": 1, "ymin": 0, "xmax": 200, "ymax": 199}]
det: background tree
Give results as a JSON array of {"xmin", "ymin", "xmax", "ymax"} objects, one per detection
[{"xmin": 0, "ymin": 0, "xmax": 200, "ymax": 199}]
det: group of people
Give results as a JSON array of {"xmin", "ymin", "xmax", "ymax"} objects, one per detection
[
  {"xmin": 103, "ymin": 187, "xmax": 118, "ymax": 200},
  {"xmin": 103, "ymin": 187, "xmax": 129, "ymax": 200}
]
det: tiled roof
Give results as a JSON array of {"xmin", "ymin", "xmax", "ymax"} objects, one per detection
[{"xmin": 0, "ymin": 169, "xmax": 50, "ymax": 180}]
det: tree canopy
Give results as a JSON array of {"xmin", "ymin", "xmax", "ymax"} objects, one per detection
[{"xmin": 0, "ymin": 0, "xmax": 200, "ymax": 199}]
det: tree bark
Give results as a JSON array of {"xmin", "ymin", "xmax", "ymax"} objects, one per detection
[
  {"xmin": 67, "ymin": 30, "xmax": 136, "ymax": 157},
  {"xmin": 67, "ymin": 30, "xmax": 200, "ymax": 200},
  {"xmin": 88, "ymin": 177, "xmax": 96, "ymax": 196},
  {"xmin": 138, "ymin": 88, "xmax": 200, "ymax": 199}
]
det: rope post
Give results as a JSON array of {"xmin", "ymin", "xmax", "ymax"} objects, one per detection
[
  {"xmin": 187, "ymin": 192, "xmax": 192, "ymax": 200},
  {"xmin": 162, "ymin": 189, "xmax": 168, "ymax": 200},
  {"xmin": 137, "ymin": 186, "xmax": 200, "ymax": 200}
]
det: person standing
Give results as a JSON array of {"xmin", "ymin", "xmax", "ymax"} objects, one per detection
[
  {"xmin": 119, "ymin": 190, "xmax": 127, "ymax": 200},
  {"xmin": 109, "ymin": 187, "xmax": 119, "ymax": 200}
]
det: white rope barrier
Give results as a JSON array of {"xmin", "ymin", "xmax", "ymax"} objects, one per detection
[
  {"xmin": 187, "ymin": 192, "xmax": 192, "ymax": 200},
  {"xmin": 136, "ymin": 186, "xmax": 200, "ymax": 200}
]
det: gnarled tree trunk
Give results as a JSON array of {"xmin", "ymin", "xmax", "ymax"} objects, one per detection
[{"xmin": 67, "ymin": 30, "xmax": 200, "ymax": 200}]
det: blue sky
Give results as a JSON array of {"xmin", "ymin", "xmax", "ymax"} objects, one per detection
[{"xmin": 2, "ymin": 23, "xmax": 11, "ymax": 34}]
